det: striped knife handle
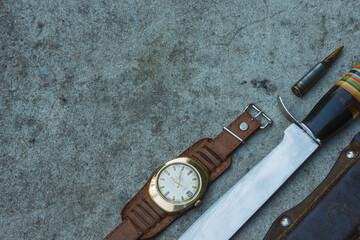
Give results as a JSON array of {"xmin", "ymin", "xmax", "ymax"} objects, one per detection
[{"xmin": 302, "ymin": 63, "xmax": 360, "ymax": 142}]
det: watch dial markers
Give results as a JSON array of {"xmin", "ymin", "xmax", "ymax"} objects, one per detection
[{"xmin": 157, "ymin": 164, "xmax": 200, "ymax": 203}]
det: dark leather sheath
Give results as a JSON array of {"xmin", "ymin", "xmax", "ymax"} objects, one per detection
[
  {"xmin": 105, "ymin": 111, "xmax": 263, "ymax": 240},
  {"xmin": 264, "ymin": 132, "xmax": 360, "ymax": 240}
]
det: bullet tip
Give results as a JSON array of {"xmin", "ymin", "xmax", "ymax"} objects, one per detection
[{"xmin": 322, "ymin": 45, "xmax": 344, "ymax": 65}]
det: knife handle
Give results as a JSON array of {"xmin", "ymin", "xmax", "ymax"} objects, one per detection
[
  {"xmin": 302, "ymin": 64, "xmax": 360, "ymax": 142},
  {"xmin": 263, "ymin": 132, "xmax": 360, "ymax": 240}
]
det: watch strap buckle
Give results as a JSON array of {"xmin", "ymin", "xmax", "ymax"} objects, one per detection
[{"xmin": 243, "ymin": 103, "xmax": 272, "ymax": 129}]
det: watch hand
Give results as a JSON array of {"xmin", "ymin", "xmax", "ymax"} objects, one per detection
[
  {"xmin": 177, "ymin": 167, "xmax": 183, "ymax": 188},
  {"xmin": 170, "ymin": 177, "xmax": 183, "ymax": 187}
]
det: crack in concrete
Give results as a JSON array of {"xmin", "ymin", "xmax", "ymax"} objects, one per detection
[{"xmin": 215, "ymin": 9, "xmax": 287, "ymax": 47}]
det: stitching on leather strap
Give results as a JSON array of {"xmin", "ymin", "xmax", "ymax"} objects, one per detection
[
  {"xmin": 203, "ymin": 145, "xmax": 223, "ymax": 162},
  {"xmin": 142, "ymin": 199, "xmax": 161, "ymax": 221},
  {"xmin": 137, "ymin": 204, "xmax": 157, "ymax": 225},
  {"xmin": 191, "ymin": 155, "xmax": 212, "ymax": 172},
  {"xmin": 196, "ymin": 150, "xmax": 216, "ymax": 167},
  {"xmin": 130, "ymin": 209, "xmax": 150, "ymax": 231}
]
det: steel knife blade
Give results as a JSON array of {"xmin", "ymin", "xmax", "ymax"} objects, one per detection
[
  {"xmin": 179, "ymin": 63, "xmax": 360, "ymax": 240},
  {"xmin": 180, "ymin": 124, "xmax": 318, "ymax": 240},
  {"xmin": 264, "ymin": 131, "xmax": 360, "ymax": 240}
]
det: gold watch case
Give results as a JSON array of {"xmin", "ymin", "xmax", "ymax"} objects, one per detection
[{"xmin": 148, "ymin": 157, "xmax": 209, "ymax": 213}]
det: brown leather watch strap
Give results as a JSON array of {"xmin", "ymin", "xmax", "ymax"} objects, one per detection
[
  {"xmin": 212, "ymin": 111, "xmax": 261, "ymax": 159},
  {"xmin": 187, "ymin": 111, "xmax": 262, "ymax": 182},
  {"xmin": 105, "ymin": 139, "xmax": 209, "ymax": 240},
  {"xmin": 105, "ymin": 218, "xmax": 142, "ymax": 240},
  {"xmin": 104, "ymin": 108, "xmax": 268, "ymax": 240}
]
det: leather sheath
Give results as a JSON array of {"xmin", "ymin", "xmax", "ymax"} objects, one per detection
[
  {"xmin": 264, "ymin": 132, "xmax": 360, "ymax": 240},
  {"xmin": 105, "ymin": 111, "xmax": 262, "ymax": 240}
]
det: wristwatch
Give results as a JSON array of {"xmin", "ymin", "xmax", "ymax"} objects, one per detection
[{"xmin": 104, "ymin": 104, "xmax": 272, "ymax": 240}]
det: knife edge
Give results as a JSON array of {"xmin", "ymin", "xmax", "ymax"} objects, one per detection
[{"xmin": 263, "ymin": 132, "xmax": 360, "ymax": 240}]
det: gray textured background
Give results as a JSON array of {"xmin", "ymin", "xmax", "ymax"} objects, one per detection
[{"xmin": 1, "ymin": 0, "xmax": 360, "ymax": 239}]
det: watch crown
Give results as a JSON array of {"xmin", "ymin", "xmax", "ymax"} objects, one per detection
[{"xmin": 194, "ymin": 200, "xmax": 202, "ymax": 207}]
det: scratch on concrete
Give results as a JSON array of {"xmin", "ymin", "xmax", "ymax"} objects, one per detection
[{"xmin": 216, "ymin": 9, "xmax": 288, "ymax": 47}]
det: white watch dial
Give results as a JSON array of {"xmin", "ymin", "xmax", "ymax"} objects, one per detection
[{"xmin": 157, "ymin": 163, "xmax": 200, "ymax": 203}]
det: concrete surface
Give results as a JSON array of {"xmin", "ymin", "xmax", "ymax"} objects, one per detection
[{"xmin": 1, "ymin": 0, "xmax": 360, "ymax": 239}]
